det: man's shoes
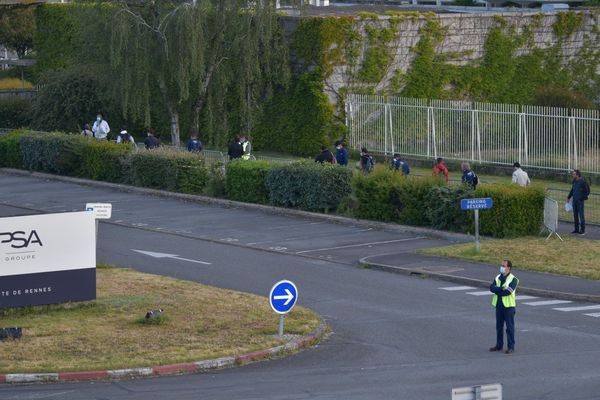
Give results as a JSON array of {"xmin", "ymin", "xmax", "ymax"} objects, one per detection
[
  {"xmin": 504, "ymin": 348, "xmax": 514, "ymax": 354},
  {"xmin": 571, "ymin": 230, "xmax": 580, "ymax": 234},
  {"xmin": 489, "ymin": 346, "xmax": 502, "ymax": 352},
  {"xmin": 579, "ymin": 231, "xmax": 585, "ymax": 236}
]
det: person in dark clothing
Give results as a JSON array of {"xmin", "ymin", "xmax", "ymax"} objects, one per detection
[
  {"xmin": 315, "ymin": 145, "xmax": 334, "ymax": 164},
  {"xmin": 567, "ymin": 169, "xmax": 589, "ymax": 235},
  {"xmin": 391, "ymin": 153, "xmax": 410, "ymax": 175},
  {"xmin": 335, "ymin": 141, "xmax": 349, "ymax": 166},
  {"xmin": 228, "ymin": 136, "xmax": 244, "ymax": 160},
  {"xmin": 360, "ymin": 147, "xmax": 375, "ymax": 173},
  {"xmin": 187, "ymin": 129, "xmax": 203, "ymax": 153},
  {"xmin": 144, "ymin": 128, "xmax": 160, "ymax": 150},
  {"xmin": 461, "ymin": 161, "xmax": 478, "ymax": 189},
  {"xmin": 489, "ymin": 259, "xmax": 519, "ymax": 354}
]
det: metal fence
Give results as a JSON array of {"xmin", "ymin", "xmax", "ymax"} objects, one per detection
[
  {"xmin": 546, "ymin": 188, "xmax": 600, "ymax": 226},
  {"xmin": 346, "ymin": 94, "xmax": 600, "ymax": 174}
]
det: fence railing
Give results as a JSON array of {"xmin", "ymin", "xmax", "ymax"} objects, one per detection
[
  {"xmin": 346, "ymin": 94, "xmax": 600, "ymax": 174},
  {"xmin": 546, "ymin": 188, "xmax": 600, "ymax": 227}
]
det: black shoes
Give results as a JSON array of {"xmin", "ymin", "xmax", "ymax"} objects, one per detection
[
  {"xmin": 489, "ymin": 346, "xmax": 502, "ymax": 352},
  {"xmin": 505, "ymin": 348, "xmax": 514, "ymax": 354},
  {"xmin": 571, "ymin": 230, "xmax": 579, "ymax": 234},
  {"xmin": 579, "ymin": 231, "xmax": 585, "ymax": 236}
]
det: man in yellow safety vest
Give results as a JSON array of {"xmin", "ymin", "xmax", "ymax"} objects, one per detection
[{"xmin": 489, "ymin": 259, "xmax": 519, "ymax": 354}]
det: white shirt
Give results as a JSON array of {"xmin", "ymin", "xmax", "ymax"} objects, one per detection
[
  {"xmin": 92, "ymin": 119, "xmax": 110, "ymax": 140},
  {"xmin": 512, "ymin": 168, "xmax": 530, "ymax": 187}
]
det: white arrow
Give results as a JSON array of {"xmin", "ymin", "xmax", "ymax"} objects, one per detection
[
  {"xmin": 131, "ymin": 249, "xmax": 211, "ymax": 265},
  {"xmin": 273, "ymin": 289, "xmax": 294, "ymax": 306}
]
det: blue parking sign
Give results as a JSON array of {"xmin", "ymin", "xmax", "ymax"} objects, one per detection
[{"xmin": 269, "ymin": 280, "xmax": 298, "ymax": 314}]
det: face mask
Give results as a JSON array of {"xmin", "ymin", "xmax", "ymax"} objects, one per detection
[
  {"xmin": 499, "ymin": 266, "xmax": 506, "ymax": 274},
  {"xmin": 96, "ymin": 117, "xmax": 101, "ymax": 122}
]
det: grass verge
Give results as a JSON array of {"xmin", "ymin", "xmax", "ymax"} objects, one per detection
[
  {"xmin": 419, "ymin": 236, "xmax": 600, "ymax": 281},
  {"xmin": 0, "ymin": 266, "xmax": 320, "ymax": 373}
]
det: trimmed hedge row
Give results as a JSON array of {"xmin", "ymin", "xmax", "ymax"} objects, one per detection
[{"xmin": 226, "ymin": 160, "xmax": 274, "ymax": 204}]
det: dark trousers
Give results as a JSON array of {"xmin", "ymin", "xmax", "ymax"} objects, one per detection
[
  {"xmin": 495, "ymin": 306, "xmax": 516, "ymax": 350},
  {"xmin": 573, "ymin": 200, "xmax": 585, "ymax": 233}
]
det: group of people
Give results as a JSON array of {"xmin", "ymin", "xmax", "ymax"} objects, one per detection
[{"xmin": 227, "ymin": 135, "xmax": 252, "ymax": 160}]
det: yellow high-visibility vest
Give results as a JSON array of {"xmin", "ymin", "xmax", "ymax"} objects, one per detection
[{"xmin": 492, "ymin": 273, "xmax": 517, "ymax": 308}]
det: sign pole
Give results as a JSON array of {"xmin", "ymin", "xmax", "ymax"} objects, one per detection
[
  {"xmin": 475, "ymin": 209, "xmax": 480, "ymax": 253},
  {"xmin": 278, "ymin": 315, "xmax": 285, "ymax": 337}
]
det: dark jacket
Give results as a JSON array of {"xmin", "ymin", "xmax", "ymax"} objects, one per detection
[
  {"xmin": 187, "ymin": 138, "xmax": 203, "ymax": 153},
  {"xmin": 228, "ymin": 141, "xmax": 244, "ymax": 160},
  {"xmin": 144, "ymin": 135, "xmax": 160, "ymax": 150},
  {"xmin": 568, "ymin": 178, "xmax": 587, "ymax": 202},
  {"xmin": 391, "ymin": 158, "xmax": 410, "ymax": 175},
  {"xmin": 335, "ymin": 147, "xmax": 349, "ymax": 166},
  {"xmin": 462, "ymin": 170, "xmax": 477, "ymax": 188},
  {"xmin": 315, "ymin": 149, "xmax": 334, "ymax": 164}
]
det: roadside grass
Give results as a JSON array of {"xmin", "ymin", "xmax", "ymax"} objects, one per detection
[
  {"xmin": 419, "ymin": 237, "xmax": 600, "ymax": 281},
  {"xmin": 0, "ymin": 78, "xmax": 33, "ymax": 90},
  {"xmin": 0, "ymin": 267, "xmax": 320, "ymax": 373}
]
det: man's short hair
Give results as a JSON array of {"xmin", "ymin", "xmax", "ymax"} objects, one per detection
[
  {"xmin": 513, "ymin": 162, "xmax": 521, "ymax": 169},
  {"xmin": 436, "ymin": 157, "xmax": 443, "ymax": 163},
  {"xmin": 504, "ymin": 259, "xmax": 513, "ymax": 270},
  {"xmin": 574, "ymin": 169, "xmax": 582, "ymax": 178}
]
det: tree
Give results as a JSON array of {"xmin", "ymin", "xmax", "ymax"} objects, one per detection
[{"xmin": 0, "ymin": 6, "xmax": 36, "ymax": 58}]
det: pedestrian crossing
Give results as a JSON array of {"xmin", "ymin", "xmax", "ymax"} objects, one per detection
[{"xmin": 439, "ymin": 285, "xmax": 600, "ymax": 319}]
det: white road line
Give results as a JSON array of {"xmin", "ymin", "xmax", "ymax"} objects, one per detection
[
  {"xmin": 295, "ymin": 237, "xmax": 425, "ymax": 254},
  {"xmin": 523, "ymin": 300, "xmax": 572, "ymax": 306},
  {"xmin": 584, "ymin": 312, "xmax": 600, "ymax": 317},
  {"xmin": 553, "ymin": 305, "xmax": 600, "ymax": 312},
  {"xmin": 516, "ymin": 295, "xmax": 538, "ymax": 300},
  {"xmin": 466, "ymin": 291, "xmax": 492, "ymax": 296},
  {"xmin": 440, "ymin": 286, "xmax": 475, "ymax": 291}
]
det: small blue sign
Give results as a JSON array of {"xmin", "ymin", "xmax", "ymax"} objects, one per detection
[
  {"xmin": 269, "ymin": 280, "xmax": 298, "ymax": 315},
  {"xmin": 461, "ymin": 197, "xmax": 493, "ymax": 210}
]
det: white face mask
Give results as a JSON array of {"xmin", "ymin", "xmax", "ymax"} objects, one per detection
[
  {"xmin": 96, "ymin": 117, "xmax": 101, "ymax": 122},
  {"xmin": 500, "ymin": 266, "xmax": 506, "ymax": 274}
]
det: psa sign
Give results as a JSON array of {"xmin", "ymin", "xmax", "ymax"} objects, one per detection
[{"xmin": 0, "ymin": 212, "xmax": 96, "ymax": 309}]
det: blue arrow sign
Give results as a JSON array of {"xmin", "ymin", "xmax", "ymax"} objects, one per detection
[
  {"xmin": 269, "ymin": 280, "xmax": 298, "ymax": 315},
  {"xmin": 461, "ymin": 197, "xmax": 493, "ymax": 210}
]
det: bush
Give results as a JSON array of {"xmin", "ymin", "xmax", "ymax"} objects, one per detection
[
  {"xmin": 474, "ymin": 184, "xmax": 545, "ymax": 238},
  {"xmin": 0, "ymin": 99, "xmax": 32, "ymax": 129},
  {"xmin": 352, "ymin": 167, "xmax": 409, "ymax": 222},
  {"xmin": 0, "ymin": 130, "xmax": 26, "ymax": 168},
  {"xmin": 225, "ymin": 160, "xmax": 275, "ymax": 204},
  {"xmin": 267, "ymin": 161, "xmax": 353, "ymax": 212},
  {"xmin": 125, "ymin": 148, "xmax": 208, "ymax": 194},
  {"xmin": 391, "ymin": 176, "xmax": 443, "ymax": 226},
  {"xmin": 81, "ymin": 140, "xmax": 131, "ymax": 182},
  {"xmin": 19, "ymin": 132, "xmax": 88, "ymax": 175},
  {"xmin": 425, "ymin": 185, "xmax": 473, "ymax": 232},
  {"xmin": 204, "ymin": 162, "xmax": 227, "ymax": 198}
]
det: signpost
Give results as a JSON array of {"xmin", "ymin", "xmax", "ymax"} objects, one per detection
[
  {"xmin": 460, "ymin": 198, "xmax": 493, "ymax": 252},
  {"xmin": 452, "ymin": 383, "xmax": 502, "ymax": 400},
  {"xmin": 0, "ymin": 212, "xmax": 96, "ymax": 308},
  {"xmin": 85, "ymin": 203, "xmax": 112, "ymax": 239},
  {"xmin": 269, "ymin": 280, "xmax": 298, "ymax": 337}
]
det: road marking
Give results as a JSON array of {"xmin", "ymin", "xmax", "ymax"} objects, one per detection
[
  {"xmin": 440, "ymin": 286, "xmax": 475, "ymax": 291},
  {"xmin": 131, "ymin": 249, "xmax": 211, "ymax": 265},
  {"xmin": 553, "ymin": 305, "xmax": 600, "ymax": 312},
  {"xmin": 516, "ymin": 295, "xmax": 538, "ymax": 300},
  {"xmin": 295, "ymin": 237, "xmax": 426, "ymax": 254},
  {"xmin": 523, "ymin": 300, "xmax": 572, "ymax": 306},
  {"xmin": 584, "ymin": 312, "xmax": 600, "ymax": 317},
  {"xmin": 466, "ymin": 291, "xmax": 492, "ymax": 296}
]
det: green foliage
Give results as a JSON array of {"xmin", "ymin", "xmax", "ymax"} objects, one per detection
[
  {"xmin": 125, "ymin": 148, "xmax": 208, "ymax": 194},
  {"xmin": 425, "ymin": 185, "xmax": 473, "ymax": 231},
  {"xmin": 359, "ymin": 24, "xmax": 397, "ymax": 83},
  {"xmin": 0, "ymin": 130, "xmax": 26, "ymax": 169},
  {"xmin": 33, "ymin": 4, "xmax": 78, "ymax": 74},
  {"xmin": 534, "ymin": 85, "xmax": 598, "ymax": 109},
  {"xmin": 81, "ymin": 140, "xmax": 131, "ymax": 183},
  {"xmin": 474, "ymin": 184, "xmax": 545, "ymax": 238},
  {"xmin": 0, "ymin": 6, "xmax": 36, "ymax": 58},
  {"xmin": 552, "ymin": 11, "xmax": 584, "ymax": 38},
  {"xmin": 0, "ymin": 99, "xmax": 32, "ymax": 129},
  {"xmin": 352, "ymin": 166, "xmax": 406, "ymax": 222},
  {"xmin": 391, "ymin": 176, "xmax": 443, "ymax": 226},
  {"xmin": 19, "ymin": 133, "xmax": 88, "ymax": 176},
  {"xmin": 225, "ymin": 160, "xmax": 275, "ymax": 204},
  {"xmin": 266, "ymin": 161, "xmax": 353, "ymax": 212},
  {"xmin": 204, "ymin": 162, "xmax": 227, "ymax": 198}
]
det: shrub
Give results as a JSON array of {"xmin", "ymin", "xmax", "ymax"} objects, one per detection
[
  {"xmin": 266, "ymin": 161, "xmax": 353, "ymax": 212},
  {"xmin": 19, "ymin": 132, "xmax": 88, "ymax": 176},
  {"xmin": 81, "ymin": 140, "xmax": 131, "ymax": 182},
  {"xmin": 474, "ymin": 184, "xmax": 545, "ymax": 238},
  {"xmin": 391, "ymin": 176, "xmax": 443, "ymax": 226},
  {"xmin": 126, "ymin": 148, "xmax": 208, "ymax": 194},
  {"xmin": 0, "ymin": 99, "xmax": 32, "ymax": 129},
  {"xmin": 425, "ymin": 185, "xmax": 473, "ymax": 231},
  {"xmin": 204, "ymin": 162, "xmax": 226, "ymax": 198},
  {"xmin": 352, "ymin": 167, "xmax": 409, "ymax": 222},
  {"xmin": 0, "ymin": 130, "xmax": 26, "ymax": 168},
  {"xmin": 225, "ymin": 160, "xmax": 275, "ymax": 204}
]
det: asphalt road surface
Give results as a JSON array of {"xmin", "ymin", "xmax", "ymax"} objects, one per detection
[{"xmin": 0, "ymin": 174, "xmax": 599, "ymax": 400}]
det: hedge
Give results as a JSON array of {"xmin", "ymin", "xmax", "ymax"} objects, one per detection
[
  {"xmin": 19, "ymin": 133, "xmax": 89, "ymax": 176},
  {"xmin": 266, "ymin": 161, "xmax": 353, "ymax": 212},
  {"xmin": 352, "ymin": 167, "xmax": 410, "ymax": 222},
  {"xmin": 0, "ymin": 130, "xmax": 26, "ymax": 169},
  {"xmin": 0, "ymin": 99, "xmax": 32, "ymax": 129},
  {"xmin": 124, "ymin": 148, "xmax": 208, "ymax": 194},
  {"xmin": 225, "ymin": 160, "xmax": 275, "ymax": 204},
  {"xmin": 81, "ymin": 140, "xmax": 131, "ymax": 182}
]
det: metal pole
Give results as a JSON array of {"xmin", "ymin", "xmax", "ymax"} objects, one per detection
[
  {"xmin": 95, "ymin": 220, "xmax": 99, "ymax": 243},
  {"xmin": 475, "ymin": 209, "xmax": 480, "ymax": 253},
  {"xmin": 278, "ymin": 315, "xmax": 285, "ymax": 337}
]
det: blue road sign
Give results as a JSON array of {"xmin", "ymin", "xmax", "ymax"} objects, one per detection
[
  {"xmin": 461, "ymin": 197, "xmax": 493, "ymax": 210},
  {"xmin": 269, "ymin": 280, "xmax": 298, "ymax": 315}
]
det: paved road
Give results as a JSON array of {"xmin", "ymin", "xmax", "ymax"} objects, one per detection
[{"xmin": 0, "ymin": 174, "xmax": 599, "ymax": 400}]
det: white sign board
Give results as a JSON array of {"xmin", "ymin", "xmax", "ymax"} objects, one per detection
[
  {"xmin": 0, "ymin": 212, "xmax": 96, "ymax": 308},
  {"xmin": 452, "ymin": 383, "xmax": 502, "ymax": 400},
  {"xmin": 85, "ymin": 203, "xmax": 112, "ymax": 219}
]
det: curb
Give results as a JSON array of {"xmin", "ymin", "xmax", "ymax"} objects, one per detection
[
  {"xmin": 360, "ymin": 256, "xmax": 600, "ymax": 304},
  {"xmin": 0, "ymin": 320, "xmax": 328, "ymax": 384},
  {"xmin": 0, "ymin": 169, "xmax": 472, "ymax": 243}
]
